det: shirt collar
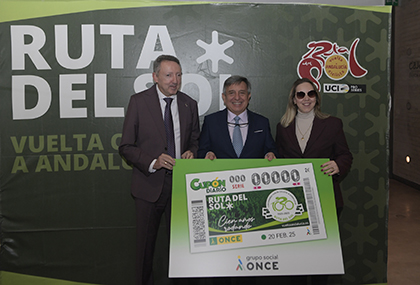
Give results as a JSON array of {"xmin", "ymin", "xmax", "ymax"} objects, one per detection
[
  {"xmin": 156, "ymin": 84, "xmax": 177, "ymax": 101},
  {"xmin": 227, "ymin": 109, "xmax": 248, "ymax": 123}
]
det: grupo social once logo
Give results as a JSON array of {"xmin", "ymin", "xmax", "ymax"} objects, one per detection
[{"xmin": 297, "ymin": 38, "xmax": 368, "ymax": 90}]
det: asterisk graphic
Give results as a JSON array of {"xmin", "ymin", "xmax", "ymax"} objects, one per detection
[
  {"xmin": 196, "ymin": 31, "xmax": 234, "ymax": 73},
  {"xmin": 225, "ymin": 202, "xmax": 234, "ymax": 210}
]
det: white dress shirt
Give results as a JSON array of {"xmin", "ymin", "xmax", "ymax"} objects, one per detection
[
  {"xmin": 227, "ymin": 109, "xmax": 248, "ymax": 146},
  {"xmin": 149, "ymin": 86, "xmax": 181, "ymax": 172}
]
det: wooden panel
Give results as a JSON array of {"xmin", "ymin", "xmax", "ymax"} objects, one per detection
[{"xmin": 393, "ymin": 0, "xmax": 420, "ymax": 185}]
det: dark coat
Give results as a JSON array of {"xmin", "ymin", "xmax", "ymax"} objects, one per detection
[
  {"xmin": 276, "ymin": 116, "xmax": 353, "ymax": 208},
  {"xmin": 119, "ymin": 84, "xmax": 200, "ymax": 202}
]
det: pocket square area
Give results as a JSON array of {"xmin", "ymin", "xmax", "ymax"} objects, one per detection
[{"xmin": 254, "ymin": 129, "xmax": 263, "ymax": 133}]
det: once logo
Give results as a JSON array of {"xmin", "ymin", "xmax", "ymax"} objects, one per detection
[{"xmin": 210, "ymin": 235, "xmax": 242, "ymax": 245}]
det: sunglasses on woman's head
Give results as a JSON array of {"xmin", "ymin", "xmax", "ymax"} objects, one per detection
[{"xmin": 295, "ymin": 90, "xmax": 317, "ymax": 99}]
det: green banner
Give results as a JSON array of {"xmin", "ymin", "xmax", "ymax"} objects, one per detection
[{"xmin": 0, "ymin": 2, "xmax": 390, "ymax": 284}]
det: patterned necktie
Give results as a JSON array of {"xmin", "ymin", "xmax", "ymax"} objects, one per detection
[
  {"xmin": 232, "ymin": 116, "xmax": 243, "ymax": 157},
  {"xmin": 164, "ymin": 98, "xmax": 175, "ymax": 158}
]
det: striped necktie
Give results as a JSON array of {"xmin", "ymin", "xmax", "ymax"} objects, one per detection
[
  {"xmin": 232, "ymin": 116, "xmax": 243, "ymax": 157},
  {"xmin": 164, "ymin": 98, "xmax": 175, "ymax": 158}
]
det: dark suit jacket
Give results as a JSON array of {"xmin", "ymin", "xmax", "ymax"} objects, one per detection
[
  {"xmin": 198, "ymin": 109, "xmax": 278, "ymax": 159},
  {"xmin": 119, "ymin": 84, "xmax": 200, "ymax": 202},
  {"xmin": 275, "ymin": 116, "xmax": 352, "ymax": 208}
]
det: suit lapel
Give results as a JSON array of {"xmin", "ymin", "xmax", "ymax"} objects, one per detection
[
  {"xmin": 242, "ymin": 110, "xmax": 254, "ymax": 155},
  {"xmin": 286, "ymin": 120, "xmax": 303, "ymax": 156},
  {"xmin": 305, "ymin": 117, "xmax": 325, "ymax": 155},
  {"xmin": 144, "ymin": 85, "xmax": 166, "ymax": 142},
  {"xmin": 219, "ymin": 109, "xmax": 237, "ymax": 157},
  {"xmin": 177, "ymin": 93, "xmax": 189, "ymax": 151}
]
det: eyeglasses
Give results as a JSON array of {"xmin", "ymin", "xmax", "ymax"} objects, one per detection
[
  {"xmin": 227, "ymin": 122, "xmax": 249, "ymax": 128},
  {"xmin": 295, "ymin": 90, "xmax": 317, "ymax": 99}
]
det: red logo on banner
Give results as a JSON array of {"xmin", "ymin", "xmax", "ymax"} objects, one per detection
[{"xmin": 297, "ymin": 39, "xmax": 368, "ymax": 90}]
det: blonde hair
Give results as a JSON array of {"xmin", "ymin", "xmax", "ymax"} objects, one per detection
[{"xmin": 280, "ymin": 78, "xmax": 330, "ymax": 127}]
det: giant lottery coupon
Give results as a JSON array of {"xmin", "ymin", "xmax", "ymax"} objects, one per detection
[
  {"xmin": 185, "ymin": 163, "xmax": 326, "ymax": 253},
  {"xmin": 170, "ymin": 159, "xmax": 344, "ymax": 277}
]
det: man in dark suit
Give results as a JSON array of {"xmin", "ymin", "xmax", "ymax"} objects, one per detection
[
  {"xmin": 198, "ymin": 75, "xmax": 277, "ymax": 160},
  {"xmin": 198, "ymin": 75, "xmax": 277, "ymax": 285},
  {"xmin": 119, "ymin": 55, "xmax": 200, "ymax": 285}
]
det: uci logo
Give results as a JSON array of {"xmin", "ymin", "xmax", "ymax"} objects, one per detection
[{"xmin": 323, "ymin": 83, "xmax": 349, "ymax": 93}]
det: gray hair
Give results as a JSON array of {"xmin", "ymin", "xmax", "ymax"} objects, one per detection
[
  {"xmin": 153, "ymin": 55, "xmax": 181, "ymax": 74},
  {"xmin": 223, "ymin": 76, "xmax": 251, "ymax": 94}
]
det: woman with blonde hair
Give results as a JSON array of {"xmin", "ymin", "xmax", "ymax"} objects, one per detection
[
  {"xmin": 276, "ymin": 77, "xmax": 352, "ymax": 213},
  {"xmin": 276, "ymin": 77, "xmax": 353, "ymax": 285}
]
